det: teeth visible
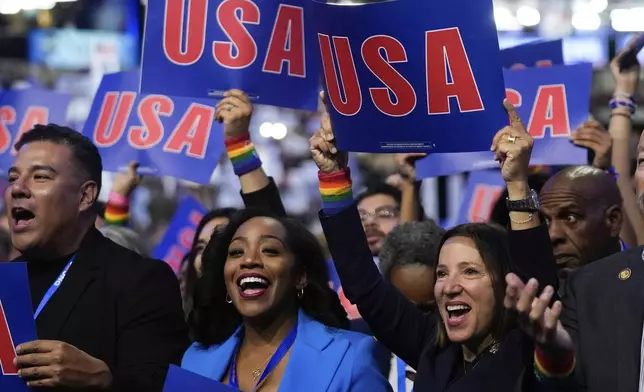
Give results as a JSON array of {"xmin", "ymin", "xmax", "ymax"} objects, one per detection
[
  {"xmin": 240, "ymin": 277, "xmax": 268, "ymax": 286},
  {"xmin": 447, "ymin": 305, "xmax": 470, "ymax": 312}
]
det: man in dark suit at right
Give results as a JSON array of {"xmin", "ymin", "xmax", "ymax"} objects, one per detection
[{"xmin": 7, "ymin": 124, "xmax": 189, "ymax": 391}]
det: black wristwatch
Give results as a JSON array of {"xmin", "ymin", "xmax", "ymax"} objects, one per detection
[{"xmin": 506, "ymin": 189, "xmax": 540, "ymax": 212}]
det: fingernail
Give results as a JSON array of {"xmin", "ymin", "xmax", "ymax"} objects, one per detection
[
  {"xmin": 544, "ymin": 286, "xmax": 553, "ymax": 295},
  {"xmin": 331, "ymin": 147, "xmax": 337, "ymax": 154},
  {"xmin": 528, "ymin": 278, "xmax": 538, "ymax": 286}
]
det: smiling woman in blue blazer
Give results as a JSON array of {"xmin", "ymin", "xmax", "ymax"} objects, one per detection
[{"xmin": 182, "ymin": 208, "xmax": 391, "ymax": 392}]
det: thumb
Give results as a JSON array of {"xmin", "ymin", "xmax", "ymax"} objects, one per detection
[{"xmin": 503, "ymin": 99, "xmax": 525, "ymax": 131}]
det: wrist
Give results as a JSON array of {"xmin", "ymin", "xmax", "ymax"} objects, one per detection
[
  {"xmin": 319, "ymin": 169, "xmax": 354, "ymax": 215},
  {"xmin": 534, "ymin": 344, "xmax": 575, "ymax": 378},
  {"xmin": 506, "ymin": 181, "xmax": 530, "ymax": 199},
  {"xmin": 225, "ymin": 133, "xmax": 262, "ymax": 176},
  {"xmin": 108, "ymin": 192, "xmax": 129, "ymax": 206}
]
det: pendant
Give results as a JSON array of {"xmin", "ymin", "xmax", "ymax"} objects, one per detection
[{"xmin": 252, "ymin": 368, "xmax": 262, "ymax": 380}]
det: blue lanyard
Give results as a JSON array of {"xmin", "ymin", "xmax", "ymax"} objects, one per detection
[
  {"xmin": 229, "ymin": 320, "xmax": 298, "ymax": 390},
  {"xmin": 33, "ymin": 256, "xmax": 75, "ymax": 320}
]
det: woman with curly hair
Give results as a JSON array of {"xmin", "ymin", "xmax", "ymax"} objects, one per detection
[{"xmin": 182, "ymin": 208, "xmax": 391, "ymax": 391}]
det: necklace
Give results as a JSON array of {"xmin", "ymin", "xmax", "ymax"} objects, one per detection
[{"xmin": 251, "ymin": 352, "xmax": 275, "ymax": 381}]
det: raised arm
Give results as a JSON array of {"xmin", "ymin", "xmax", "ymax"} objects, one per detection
[
  {"xmin": 104, "ymin": 161, "xmax": 141, "ymax": 226},
  {"xmin": 311, "ymin": 92, "xmax": 433, "ymax": 368},
  {"xmin": 217, "ymin": 89, "xmax": 286, "ymax": 217}
]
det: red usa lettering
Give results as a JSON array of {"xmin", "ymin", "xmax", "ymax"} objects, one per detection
[
  {"xmin": 163, "ymin": 245, "xmax": 185, "ymax": 273},
  {"xmin": 0, "ymin": 301, "xmax": 18, "ymax": 376},
  {"xmin": 0, "ymin": 105, "xmax": 49, "ymax": 155},
  {"xmin": 92, "ymin": 92, "xmax": 215, "ymax": 159},
  {"xmin": 163, "ymin": 0, "xmax": 305, "ymax": 77},
  {"xmin": 318, "ymin": 28, "xmax": 484, "ymax": 117},
  {"xmin": 504, "ymin": 84, "xmax": 570, "ymax": 139},
  {"xmin": 468, "ymin": 184, "xmax": 502, "ymax": 222}
]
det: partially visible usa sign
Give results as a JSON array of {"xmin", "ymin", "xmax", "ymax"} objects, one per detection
[
  {"xmin": 141, "ymin": 0, "xmax": 319, "ymax": 111},
  {"xmin": 152, "ymin": 196, "xmax": 207, "ymax": 274},
  {"xmin": 163, "ymin": 365, "xmax": 236, "ymax": 392},
  {"xmin": 83, "ymin": 71, "xmax": 224, "ymax": 184},
  {"xmin": 501, "ymin": 39, "xmax": 564, "ymax": 69},
  {"xmin": 326, "ymin": 260, "xmax": 360, "ymax": 320},
  {"xmin": 0, "ymin": 263, "xmax": 37, "ymax": 392},
  {"xmin": 313, "ymin": 0, "xmax": 507, "ymax": 153},
  {"xmin": 456, "ymin": 170, "xmax": 505, "ymax": 225},
  {"xmin": 416, "ymin": 63, "xmax": 592, "ymax": 178},
  {"xmin": 0, "ymin": 89, "xmax": 72, "ymax": 173}
]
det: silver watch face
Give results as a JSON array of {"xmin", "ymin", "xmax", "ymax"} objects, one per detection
[{"xmin": 529, "ymin": 189, "xmax": 540, "ymax": 209}]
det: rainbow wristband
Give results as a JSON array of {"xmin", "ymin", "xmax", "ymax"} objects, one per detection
[
  {"xmin": 319, "ymin": 169, "xmax": 353, "ymax": 215},
  {"xmin": 225, "ymin": 134, "xmax": 262, "ymax": 176},
  {"xmin": 534, "ymin": 345, "xmax": 576, "ymax": 379},
  {"xmin": 104, "ymin": 194, "xmax": 129, "ymax": 225}
]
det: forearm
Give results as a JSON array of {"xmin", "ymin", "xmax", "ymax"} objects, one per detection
[{"xmin": 104, "ymin": 192, "xmax": 130, "ymax": 226}]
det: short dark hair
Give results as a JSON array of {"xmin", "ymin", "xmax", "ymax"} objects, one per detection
[
  {"xmin": 356, "ymin": 183, "xmax": 402, "ymax": 208},
  {"xmin": 189, "ymin": 208, "xmax": 349, "ymax": 347},
  {"xmin": 379, "ymin": 220, "xmax": 446, "ymax": 278},
  {"xmin": 15, "ymin": 124, "xmax": 103, "ymax": 194},
  {"xmin": 435, "ymin": 222, "xmax": 516, "ymax": 347}
]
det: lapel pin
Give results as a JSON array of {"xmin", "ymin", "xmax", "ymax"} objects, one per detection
[{"xmin": 619, "ymin": 268, "xmax": 632, "ymax": 280}]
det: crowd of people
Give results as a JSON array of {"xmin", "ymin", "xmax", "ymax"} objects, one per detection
[{"xmin": 3, "ymin": 37, "xmax": 644, "ymax": 392}]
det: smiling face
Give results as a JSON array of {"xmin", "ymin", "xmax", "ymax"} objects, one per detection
[
  {"xmin": 434, "ymin": 236, "xmax": 495, "ymax": 344},
  {"xmin": 223, "ymin": 217, "xmax": 304, "ymax": 320},
  {"xmin": 6, "ymin": 141, "xmax": 95, "ymax": 256}
]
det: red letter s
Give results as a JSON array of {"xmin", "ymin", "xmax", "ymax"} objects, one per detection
[
  {"xmin": 213, "ymin": 0, "xmax": 260, "ymax": 69},
  {"xmin": 128, "ymin": 95, "xmax": 174, "ymax": 149},
  {"xmin": 0, "ymin": 106, "xmax": 16, "ymax": 155},
  {"xmin": 362, "ymin": 35, "xmax": 416, "ymax": 117}
]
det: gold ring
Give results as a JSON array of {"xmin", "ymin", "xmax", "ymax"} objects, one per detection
[
  {"xmin": 508, "ymin": 135, "xmax": 517, "ymax": 144},
  {"xmin": 226, "ymin": 105, "xmax": 234, "ymax": 111}
]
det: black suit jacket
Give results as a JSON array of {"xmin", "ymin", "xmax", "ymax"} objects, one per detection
[
  {"xmin": 30, "ymin": 228, "xmax": 190, "ymax": 392},
  {"xmin": 560, "ymin": 245, "xmax": 644, "ymax": 392},
  {"xmin": 321, "ymin": 204, "xmax": 558, "ymax": 391}
]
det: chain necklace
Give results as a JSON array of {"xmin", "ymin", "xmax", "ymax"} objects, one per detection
[{"xmin": 250, "ymin": 351, "xmax": 276, "ymax": 382}]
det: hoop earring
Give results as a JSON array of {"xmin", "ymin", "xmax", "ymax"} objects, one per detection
[
  {"xmin": 225, "ymin": 293, "xmax": 232, "ymax": 304},
  {"xmin": 297, "ymin": 288, "xmax": 304, "ymax": 299}
]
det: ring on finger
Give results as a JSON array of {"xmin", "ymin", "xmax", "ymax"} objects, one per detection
[
  {"xmin": 508, "ymin": 135, "xmax": 517, "ymax": 144},
  {"xmin": 226, "ymin": 105, "xmax": 234, "ymax": 111}
]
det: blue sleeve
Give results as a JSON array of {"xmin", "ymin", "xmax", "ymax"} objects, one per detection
[{"xmin": 348, "ymin": 336, "xmax": 393, "ymax": 392}]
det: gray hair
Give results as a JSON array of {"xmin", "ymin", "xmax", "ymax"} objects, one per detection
[
  {"xmin": 99, "ymin": 225, "xmax": 149, "ymax": 257},
  {"xmin": 379, "ymin": 220, "xmax": 446, "ymax": 279}
]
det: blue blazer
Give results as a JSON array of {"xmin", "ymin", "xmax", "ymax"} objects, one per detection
[{"xmin": 182, "ymin": 310, "xmax": 392, "ymax": 392}]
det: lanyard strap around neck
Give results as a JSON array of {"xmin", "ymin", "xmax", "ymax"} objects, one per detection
[
  {"xmin": 33, "ymin": 256, "xmax": 75, "ymax": 320},
  {"xmin": 229, "ymin": 320, "xmax": 298, "ymax": 390}
]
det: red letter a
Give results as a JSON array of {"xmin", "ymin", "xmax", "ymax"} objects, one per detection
[
  {"xmin": 318, "ymin": 34, "xmax": 362, "ymax": 116},
  {"xmin": 263, "ymin": 5, "xmax": 305, "ymax": 77},
  {"xmin": 527, "ymin": 85, "xmax": 570, "ymax": 139},
  {"xmin": 425, "ymin": 28, "xmax": 484, "ymax": 115},
  {"xmin": 0, "ymin": 301, "xmax": 18, "ymax": 375}
]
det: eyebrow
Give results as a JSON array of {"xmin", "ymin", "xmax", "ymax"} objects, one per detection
[
  {"xmin": 231, "ymin": 234, "xmax": 285, "ymax": 244},
  {"xmin": 8, "ymin": 164, "xmax": 58, "ymax": 175},
  {"xmin": 437, "ymin": 260, "xmax": 482, "ymax": 269}
]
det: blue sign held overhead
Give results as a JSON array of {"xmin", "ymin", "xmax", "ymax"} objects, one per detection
[
  {"xmin": 313, "ymin": 0, "xmax": 507, "ymax": 153},
  {"xmin": 83, "ymin": 71, "xmax": 224, "ymax": 184},
  {"xmin": 500, "ymin": 39, "xmax": 564, "ymax": 69},
  {"xmin": 141, "ymin": 0, "xmax": 320, "ymax": 111},
  {"xmin": 0, "ymin": 89, "xmax": 72, "ymax": 173},
  {"xmin": 416, "ymin": 63, "xmax": 592, "ymax": 178}
]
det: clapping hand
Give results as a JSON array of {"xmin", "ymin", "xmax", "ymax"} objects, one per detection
[
  {"xmin": 15, "ymin": 340, "xmax": 112, "ymax": 389},
  {"xmin": 309, "ymin": 91, "xmax": 348, "ymax": 174},
  {"xmin": 504, "ymin": 273, "xmax": 573, "ymax": 353}
]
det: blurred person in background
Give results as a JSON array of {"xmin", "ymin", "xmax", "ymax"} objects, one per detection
[
  {"xmin": 99, "ymin": 225, "xmax": 149, "ymax": 257},
  {"xmin": 183, "ymin": 208, "xmax": 391, "ymax": 391},
  {"xmin": 377, "ymin": 220, "xmax": 445, "ymax": 391}
]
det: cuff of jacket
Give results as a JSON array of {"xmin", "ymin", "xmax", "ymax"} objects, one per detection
[{"xmin": 534, "ymin": 345, "xmax": 576, "ymax": 378}]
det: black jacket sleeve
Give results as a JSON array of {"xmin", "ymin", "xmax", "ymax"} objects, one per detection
[
  {"xmin": 240, "ymin": 177, "xmax": 287, "ymax": 217},
  {"xmin": 320, "ymin": 203, "xmax": 434, "ymax": 369},
  {"xmin": 508, "ymin": 224, "xmax": 559, "ymax": 293},
  {"xmin": 113, "ymin": 261, "xmax": 190, "ymax": 392}
]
